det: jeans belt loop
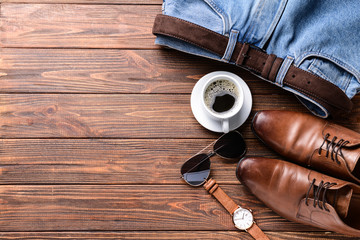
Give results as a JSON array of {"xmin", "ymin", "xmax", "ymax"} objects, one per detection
[
  {"xmin": 275, "ymin": 56, "xmax": 294, "ymax": 87},
  {"xmin": 221, "ymin": 30, "xmax": 239, "ymax": 63}
]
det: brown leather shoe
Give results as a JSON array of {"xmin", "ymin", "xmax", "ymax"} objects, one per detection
[
  {"xmin": 252, "ymin": 110, "xmax": 360, "ymax": 184},
  {"xmin": 236, "ymin": 157, "xmax": 360, "ymax": 237}
]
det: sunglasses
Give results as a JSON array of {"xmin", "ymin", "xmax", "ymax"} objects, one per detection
[{"xmin": 180, "ymin": 131, "xmax": 247, "ymax": 186}]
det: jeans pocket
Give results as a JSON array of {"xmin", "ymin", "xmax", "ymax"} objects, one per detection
[
  {"xmin": 202, "ymin": 0, "xmax": 229, "ymax": 34},
  {"xmin": 162, "ymin": 0, "xmax": 226, "ymax": 35},
  {"xmin": 298, "ymin": 54, "xmax": 354, "ymax": 93}
]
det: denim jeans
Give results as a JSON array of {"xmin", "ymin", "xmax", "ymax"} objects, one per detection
[{"xmin": 155, "ymin": 0, "xmax": 360, "ymax": 118}]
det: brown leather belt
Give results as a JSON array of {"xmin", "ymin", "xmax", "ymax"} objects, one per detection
[{"xmin": 152, "ymin": 14, "xmax": 353, "ymax": 117}]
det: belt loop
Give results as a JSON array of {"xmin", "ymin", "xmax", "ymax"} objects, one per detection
[
  {"xmin": 275, "ymin": 56, "xmax": 294, "ymax": 87},
  {"xmin": 236, "ymin": 43, "xmax": 250, "ymax": 66},
  {"xmin": 221, "ymin": 30, "xmax": 239, "ymax": 63}
]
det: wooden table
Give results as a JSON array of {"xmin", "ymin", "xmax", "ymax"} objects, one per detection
[{"xmin": 0, "ymin": 1, "xmax": 359, "ymax": 239}]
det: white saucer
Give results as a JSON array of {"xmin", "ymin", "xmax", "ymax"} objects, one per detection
[{"xmin": 191, "ymin": 71, "xmax": 252, "ymax": 133}]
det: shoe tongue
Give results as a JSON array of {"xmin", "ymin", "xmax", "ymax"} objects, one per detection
[{"xmin": 328, "ymin": 186, "xmax": 353, "ymax": 219}]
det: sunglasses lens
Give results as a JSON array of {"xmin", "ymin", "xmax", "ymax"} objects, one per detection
[
  {"xmin": 214, "ymin": 131, "xmax": 246, "ymax": 159},
  {"xmin": 181, "ymin": 154, "xmax": 210, "ymax": 186}
]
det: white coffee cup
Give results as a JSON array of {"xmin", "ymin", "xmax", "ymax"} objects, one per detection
[{"xmin": 201, "ymin": 74, "xmax": 244, "ymax": 133}]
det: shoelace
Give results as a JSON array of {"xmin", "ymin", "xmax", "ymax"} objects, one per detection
[
  {"xmin": 318, "ymin": 133, "xmax": 349, "ymax": 164},
  {"xmin": 305, "ymin": 178, "xmax": 337, "ymax": 211}
]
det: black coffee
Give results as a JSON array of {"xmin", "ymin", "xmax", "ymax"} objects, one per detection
[
  {"xmin": 212, "ymin": 94, "xmax": 235, "ymax": 113},
  {"xmin": 204, "ymin": 79, "xmax": 239, "ymax": 114}
]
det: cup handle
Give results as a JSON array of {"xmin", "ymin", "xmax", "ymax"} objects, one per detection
[{"xmin": 222, "ymin": 119, "xmax": 229, "ymax": 133}]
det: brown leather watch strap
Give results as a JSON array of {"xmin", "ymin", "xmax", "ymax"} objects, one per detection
[
  {"xmin": 204, "ymin": 178, "xmax": 269, "ymax": 240},
  {"xmin": 247, "ymin": 223, "xmax": 270, "ymax": 240},
  {"xmin": 203, "ymin": 178, "xmax": 238, "ymax": 214},
  {"xmin": 152, "ymin": 14, "xmax": 353, "ymax": 117}
]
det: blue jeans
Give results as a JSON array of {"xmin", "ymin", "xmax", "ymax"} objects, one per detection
[{"xmin": 155, "ymin": 0, "xmax": 360, "ymax": 118}]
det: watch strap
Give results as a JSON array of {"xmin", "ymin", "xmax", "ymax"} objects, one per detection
[
  {"xmin": 204, "ymin": 178, "xmax": 269, "ymax": 240},
  {"xmin": 247, "ymin": 223, "xmax": 270, "ymax": 240},
  {"xmin": 203, "ymin": 178, "xmax": 239, "ymax": 214}
]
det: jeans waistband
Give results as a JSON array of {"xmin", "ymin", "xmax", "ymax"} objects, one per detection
[{"xmin": 153, "ymin": 14, "xmax": 353, "ymax": 117}]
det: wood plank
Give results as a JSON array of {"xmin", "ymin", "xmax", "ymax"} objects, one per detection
[
  {"xmin": 3, "ymin": 0, "xmax": 162, "ymax": 3},
  {"xmin": 0, "ymin": 138, "xmax": 280, "ymax": 184},
  {"xmin": 0, "ymin": 231, "xmax": 358, "ymax": 240},
  {"xmin": 1, "ymin": 94, "xmax": 359, "ymax": 138},
  {"xmin": 0, "ymin": 4, "xmax": 160, "ymax": 48},
  {"xmin": 0, "ymin": 48, "xmax": 282, "ymax": 95},
  {"xmin": 0, "ymin": 184, "xmax": 319, "ymax": 232},
  {"xmin": 0, "ymin": 93, "xmax": 297, "ymax": 139},
  {"xmin": 0, "ymin": 94, "xmax": 208, "ymax": 138}
]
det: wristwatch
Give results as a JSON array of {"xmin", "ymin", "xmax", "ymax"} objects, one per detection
[{"xmin": 204, "ymin": 178, "xmax": 269, "ymax": 240}]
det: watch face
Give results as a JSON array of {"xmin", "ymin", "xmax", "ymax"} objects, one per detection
[{"xmin": 233, "ymin": 208, "xmax": 254, "ymax": 230}]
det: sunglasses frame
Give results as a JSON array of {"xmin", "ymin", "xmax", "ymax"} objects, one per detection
[{"xmin": 181, "ymin": 131, "xmax": 247, "ymax": 187}]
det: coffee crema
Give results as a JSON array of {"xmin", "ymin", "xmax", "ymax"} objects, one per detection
[{"xmin": 204, "ymin": 79, "xmax": 239, "ymax": 114}]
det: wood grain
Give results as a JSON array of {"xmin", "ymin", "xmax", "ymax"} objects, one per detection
[
  {"xmin": 0, "ymin": 48, "xmax": 282, "ymax": 95},
  {"xmin": 0, "ymin": 231, "xmax": 358, "ymax": 240},
  {"xmin": 0, "ymin": 4, "xmax": 160, "ymax": 48},
  {"xmin": 0, "ymin": 184, "xmax": 316, "ymax": 232},
  {"xmin": 0, "ymin": 94, "xmax": 205, "ymax": 138},
  {"xmin": 0, "ymin": 138, "xmax": 280, "ymax": 184},
  {"xmin": 0, "ymin": 93, "xmax": 297, "ymax": 138},
  {"xmin": 1, "ymin": 94, "xmax": 359, "ymax": 138}
]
